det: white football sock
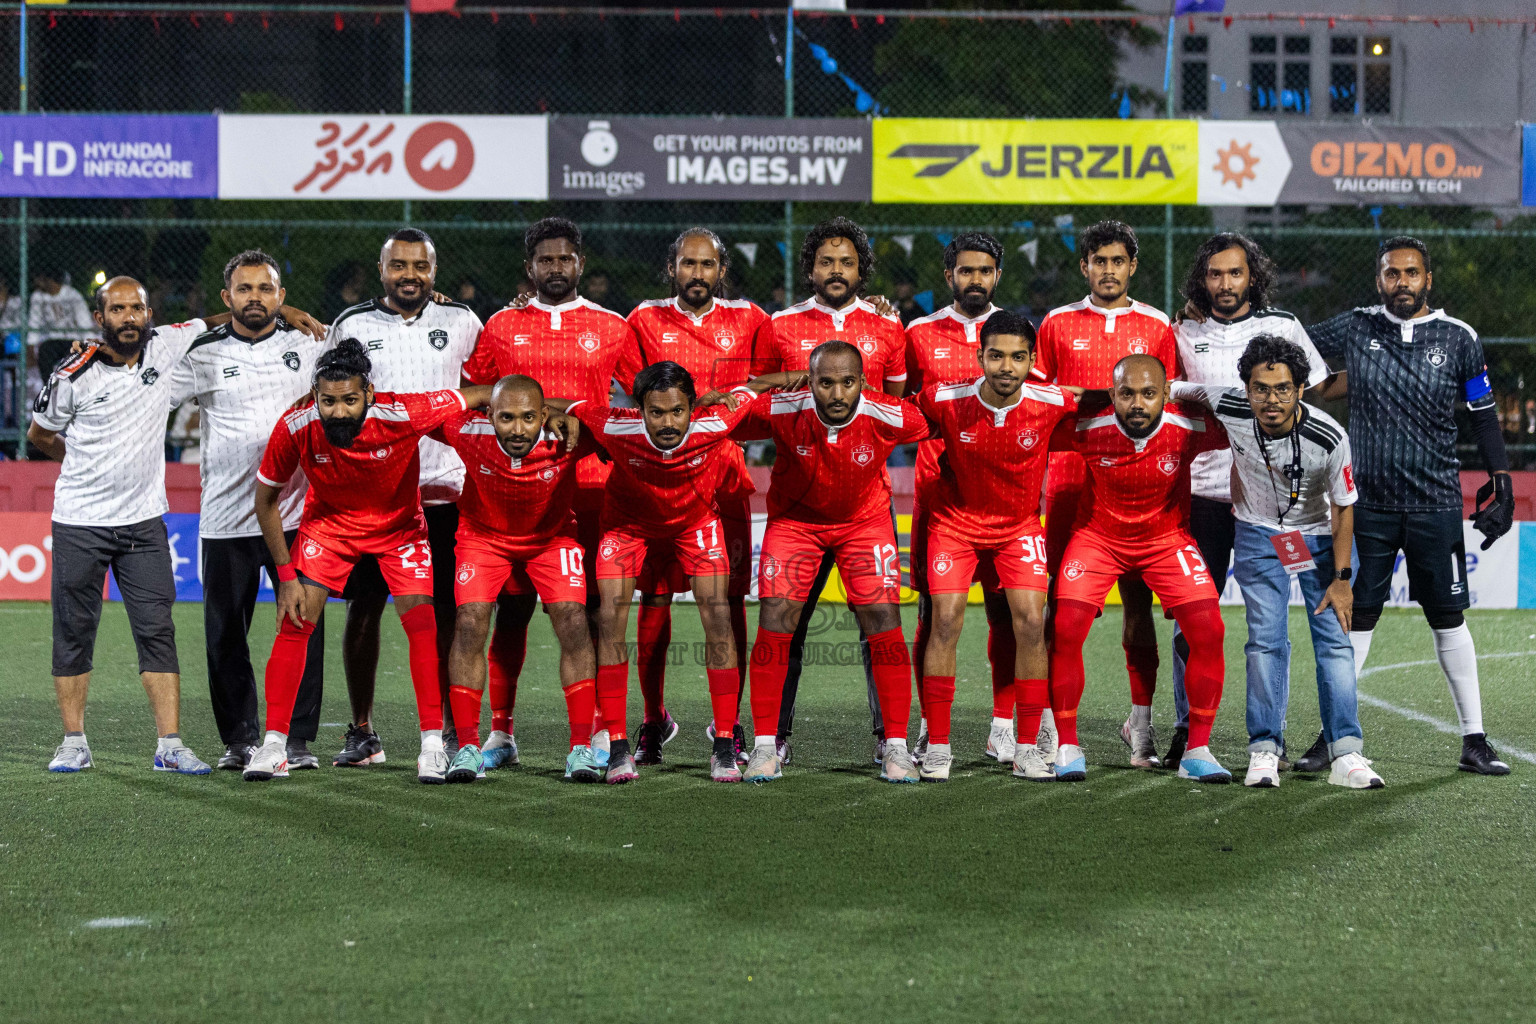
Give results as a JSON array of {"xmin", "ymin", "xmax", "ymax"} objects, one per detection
[
  {"xmin": 990, "ymin": 716, "xmax": 1012, "ymax": 730},
  {"xmin": 930, "ymin": 742, "xmax": 952, "ymax": 755},
  {"xmin": 1129, "ymin": 704, "xmax": 1152, "ymax": 729},
  {"xmin": 1432, "ymin": 624, "xmax": 1483, "ymax": 736},
  {"xmin": 755, "ymin": 734, "xmax": 777, "ymax": 749},
  {"xmin": 156, "ymin": 733, "xmax": 179, "ymax": 753},
  {"xmin": 887, "ymin": 737, "xmax": 908, "ymax": 750},
  {"xmin": 263, "ymin": 730, "xmax": 287, "ymax": 747},
  {"xmin": 484, "ymin": 730, "xmax": 513, "ymax": 750},
  {"xmin": 1350, "ymin": 629, "xmax": 1374, "ymax": 678},
  {"xmin": 420, "ymin": 730, "xmax": 445, "ymax": 752}
]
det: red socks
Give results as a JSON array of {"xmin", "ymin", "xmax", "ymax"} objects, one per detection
[
  {"xmin": 1016, "ymin": 677, "xmax": 1048, "ymax": 744},
  {"xmin": 1047, "ymin": 600, "xmax": 1097, "ymax": 748},
  {"xmin": 706, "ymin": 668, "xmax": 739, "ymax": 738},
  {"xmin": 636, "ymin": 603, "xmax": 671, "ymax": 724},
  {"xmin": 595, "ymin": 662, "xmax": 630, "ymax": 741},
  {"xmin": 1125, "ymin": 642, "xmax": 1159, "ymax": 706},
  {"xmin": 486, "ymin": 622, "xmax": 526, "ymax": 736},
  {"xmin": 1170, "ymin": 600, "xmax": 1226, "ymax": 749},
  {"xmin": 562, "ymin": 678, "xmax": 597, "ymax": 749},
  {"xmin": 262, "ymin": 617, "xmax": 315, "ymax": 735},
  {"xmin": 988, "ymin": 621, "xmax": 1018, "ymax": 719},
  {"xmin": 922, "ymin": 675, "xmax": 956, "ymax": 744},
  {"xmin": 448, "ymin": 685, "xmax": 483, "ymax": 748},
  {"xmin": 749, "ymin": 628, "xmax": 793, "ymax": 739},
  {"xmin": 400, "ymin": 604, "xmax": 444, "ymax": 731},
  {"xmin": 868, "ymin": 627, "xmax": 913, "ymax": 742}
]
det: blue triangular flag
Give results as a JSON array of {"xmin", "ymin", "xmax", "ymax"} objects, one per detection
[
  {"xmin": 913, "ymin": 291, "xmax": 935, "ymax": 315},
  {"xmin": 935, "ymin": 232, "xmax": 953, "ymax": 249},
  {"xmin": 1174, "ymin": 0, "xmax": 1224, "ymax": 14}
]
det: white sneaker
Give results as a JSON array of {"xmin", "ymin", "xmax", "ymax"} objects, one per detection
[
  {"xmin": 1012, "ymin": 743, "xmax": 1054, "ymax": 781},
  {"xmin": 48, "ymin": 742, "xmax": 92, "ymax": 773},
  {"xmin": 1329, "ymin": 752, "xmax": 1384, "ymax": 789},
  {"xmin": 1120, "ymin": 717, "xmax": 1161, "ymax": 769},
  {"xmin": 242, "ymin": 740, "xmax": 289, "ymax": 781},
  {"xmin": 985, "ymin": 720, "xmax": 1017, "ymax": 762},
  {"xmin": 417, "ymin": 747, "xmax": 449, "ymax": 785},
  {"xmin": 1053, "ymin": 742, "xmax": 1086, "ymax": 782},
  {"xmin": 880, "ymin": 743, "xmax": 919, "ymax": 784},
  {"xmin": 1244, "ymin": 751, "xmax": 1281, "ymax": 788},
  {"xmin": 919, "ymin": 746, "xmax": 953, "ymax": 782},
  {"xmin": 912, "ymin": 720, "xmax": 929, "ymax": 765},
  {"xmin": 1035, "ymin": 708, "xmax": 1058, "ymax": 761}
]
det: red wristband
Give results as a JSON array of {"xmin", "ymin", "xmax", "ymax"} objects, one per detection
[{"xmin": 276, "ymin": 563, "xmax": 297, "ymax": 583}]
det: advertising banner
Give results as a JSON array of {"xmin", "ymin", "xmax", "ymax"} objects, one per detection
[
  {"xmin": 0, "ymin": 114, "xmax": 217, "ymax": 198},
  {"xmin": 1274, "ymin": 124, "xmax": 1522, "ymax": 206},
  {"xmin": 548, "ymin": 117, "xmax": 870, "ymax": 201},
  {"xmin": 0, "ymin": 513, "xmax": 55, "ymax": 601},
  {"xmin": 217, "ymin": 115, "xmax": 548, "ymax": 200},
  {"xmin": 872, "ymin": 118, "xmax": 1198, "ymax": 204}
]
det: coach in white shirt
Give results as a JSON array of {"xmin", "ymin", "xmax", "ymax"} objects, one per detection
[
  {"xmin": 28, "ymin": 277, "xmax": 213, "ymax": 776},
  {"xmin": 167, "ymin": 251, "xmax": 329, "ymax": 771},
  {"xmin": 1174, "ymin": 335, "xmax": 1381, "ymax": 790},
  {"xmin": 1154, "ymin": 233, "xmax": 1331, "ymax": 768}
]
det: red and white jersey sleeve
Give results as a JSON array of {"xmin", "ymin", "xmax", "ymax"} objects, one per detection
[
  {"xmin": 740, "ymin": 388, "xmax": 929, "ymax": 525},
  {"xmin": 904, "ymin": 304, "xmax": 996, "ymax": 501},
  {"xmin": 1032, "ymin": 296, "xmax": 1178, "ymax": 389},
  {"xmin": 1066, "ymin": 401, "xmax": 1228, "ymax": 542},
  {"xmin": 569, "ymin": 399, "xmax": 750, "ymax": 537},
  {"xmin": 432, "ymin": 409, "xmax": 592, "ymax": 547},
  {"xmin": 627, "ymin": 297, "xmax": 765, "ymax": 393},
  {"xmin": 257, "ymin": 389, "xmax": 466, "ymax": 540},
  {"xmin": 750, "ymin": 297, "xmax": 907, "ymax": 388},
  {"xmin": 912, "ymin": 377, "xmax": 1076, "ymax": 546}
]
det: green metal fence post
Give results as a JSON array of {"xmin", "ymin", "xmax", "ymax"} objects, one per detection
[
  {"xmin": 16, "ymin": 0, "xmax": 28, "ymax": 459},
  {"xmin": 1162, "ymin": 12, "xmax": 1175, "ymax": 315}
]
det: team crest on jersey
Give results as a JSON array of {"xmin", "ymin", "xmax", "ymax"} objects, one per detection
[
  {"xmin": 1017, "ymin": 428, "xmax": 1039, "ymax": 450},
  {"xmin": 715, "ymin": 329, "xmax": 736, "ymax": 350},
  {"xmin": 302, "ymin": 540, "xmax": 323, "ymax": 559},
  {"xmin": 578, "ymin": 331, "xmax": 601, "ymax": 353},
  {"xmin": 541, "ymin": 468, "xmax": 556, "ymax": 481},
  {"xmin": 600, "ymin": 538, "xmax": 620, "ymax": 561},
  {"xmin": 371, "ymin": 446, "xmax": 392, "ymax": 461},
  {"xmin": 282, "ymin": 351, "xmax": 301, "ymax": 372},
  {"xmin": 428, "ymin": 329, "xmax": 449, "ymax": 351},
  {"xmin": 855, "ymin": 335, "xmax": 878, "ymax": 356},
  {"xmin": 456, "ymin": 562, "xmax": 476, "ymax": 585},
  {"xmin": 761, "ymin": 554, "xmax": 781, "ymax": 580},
  {"xmin": 429, "ymin": 391, "xmax": 454, "ymax": 408},
  {"xmin": 1157, "ymin": 453, "xmax": 1180, "ymax": 476},
  {"xmin": 1128, "ymin": 341, "xmax": 1149, "ymax": 355},
  {"xmin": 689, "ymin": 454, "xmax": 705, "ymax": 467},
  {"xmin": 851, "ymin": 444, "xmax": 875, "ymax": 466},
  {"xmin": 1063, "ymin": 559, "xmax": 1086, "ymax": 581},
  {"xmin": 140, "ymin": 367, "xmax": 160, "ymax": 386},
  {"xmin": 932, "ymin": 552, "xmax": 953, "ymax": 576},
  {"xmin": 1426, "ymin": 346, "xmax": 1448, "ymax": 368}
]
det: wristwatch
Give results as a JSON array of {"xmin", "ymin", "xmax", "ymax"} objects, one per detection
[{"xmin": 1334, "ymin": 568, "xmax": 1353, "ymax": 582}]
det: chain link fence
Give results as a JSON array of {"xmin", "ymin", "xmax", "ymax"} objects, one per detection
[{"xmin": 1, "ymin": 5, "xmax": 1533, "ymax": 468}]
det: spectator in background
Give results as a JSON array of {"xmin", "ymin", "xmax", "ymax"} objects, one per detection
[
  {"xmin": 893, "ymin": 279, "xmax": 924, "ymax": 325},
  {"xmin": 0, "ymin": 277, "xmax": 22, "ymax": 434},
  {"xmin": 28, "ymin": 265, "xmax": 95, "ymax": 398},
  {"xmin": 453, "ymin": 275, "xmax": 499, "ymax": 321},
  {"xmin": 761, "ymin": 283, "xmax": 787, "ymax": 314},
  {"xmin": 584, "ymin": 270, "xmax": 633, "ymax": 315},
  {"xmin": 323, "ymin": 260, "xmax": 372, "ymax": 322}
]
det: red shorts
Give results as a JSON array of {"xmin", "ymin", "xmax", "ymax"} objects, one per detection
[
  {"xmin": 452, "ymin": 527, "xmax": 586, "ymax": 606},
  {"xmin": 637, "ymin": 492, "xmax": 753, "ymax": 598},
  {"xmin": 292, "ymin": 521, "xmax": 435, "ymax": 597},
  {"xmin": 596, "ymin": 516, "xmax": 730, "ymax": 583},
  {"xmin": 926, "ymin": 526, "xmax": 1050, "ymax": 595},
  {"xmin": 1054, "ymin": 528, "xmax": 1217, "ymax": 611},
  {"xmin": 1043, "ymin": 452, "xmax": 1088, "ymax": 573},
  {"xmin": 759, "ymin": 513, "xmax": 901, "ymax": 606}
]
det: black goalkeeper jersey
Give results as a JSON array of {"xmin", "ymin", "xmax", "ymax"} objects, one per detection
[{"xmin": 1309, "ymin": 305, "xmax": 1494, "ymax": 513}]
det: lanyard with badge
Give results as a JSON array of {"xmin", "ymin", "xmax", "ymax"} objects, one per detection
[{"xmin": 1255, "ymin": 415, "xmax": 1317, "ymax": 573}]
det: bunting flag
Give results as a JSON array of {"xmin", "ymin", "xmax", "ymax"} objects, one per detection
[
  {"xmin": 934, "ymin": 232, "xmax": 954, "ymax": 249},
  {"xmin": 1019, "ymin": 239, "xmax": 1040, "ymax": 267},
  {"xmin": 734, "ymin": 242, "xmax": 759, "ymax": 268},
  {"xmin": 1054, "ymin": 214, "xmax": 1076, "ymax": 252},
  {"xmin": 890, "ymin": 234, "xmax": 914, "ymax": 257},
  {"xmin": 913, "ymin": 290, "xmax": 935, "ymax": 315},
  {"xmin": 410, "ymin": 0, "xmax": 458, "ymax": 12},
  {"xmin": 775, "ymin": 241, "xmax": 788, "ymax": 261}
]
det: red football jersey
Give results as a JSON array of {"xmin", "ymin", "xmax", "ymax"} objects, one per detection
[
  {"xmin": 463, "ymin": 296, "xmax": 641, "ymax": 506},
  {"xmin": 431, "ymin": 409, "xmax": 596, "ymax": 548},
  {"xmin": 904, "ymin": 303, "xmax": 998, "ymax": 502},
  {"xmin": 750, "ymin": 297, "xmax": 908, "ymax": 389},
  {"xmin": 624, "ymin": 296, "xmax": 765, "ymax": 393},
  {"xmin": 569, "ymin": 397, "xmax": 752, "ymax": 538},
  {"xmin": 1032, "ymin": 296, "xmax": 1179, "ymax": 389},
  {"xmin": 257, "ymin": 389, "xmax": 467, "ymax": 540},
  {"xmin": 1049, "ymin": 401, "xmax": 1228, "ymax": 542},
  {"xmin": 733, "ymin": 388, "xmax": 930, "ymax": 525},
  {"xmin": 911, "ymin": 377, "xmax": 1077, "ymax": 547}
]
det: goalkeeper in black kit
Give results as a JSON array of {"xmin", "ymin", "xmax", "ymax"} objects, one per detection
[{"xmin": 1307, "ymin": 236, "xmax": 1515, "ymax": 775}]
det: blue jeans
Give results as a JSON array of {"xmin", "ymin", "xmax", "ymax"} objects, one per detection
[{"xmin": 1232, "ymin": 521, "xmax": 1362, "ymax": 758}]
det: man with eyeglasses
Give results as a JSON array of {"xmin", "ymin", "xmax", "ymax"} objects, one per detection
[{"xmin": 1172, "ymin": 335, "xmax": 1382, "ymax": 790}]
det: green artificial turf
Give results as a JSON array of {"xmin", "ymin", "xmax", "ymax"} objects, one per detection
[{"xmin": 2, "ymin": 601, "xmax": 1534, "ymax": 1022}]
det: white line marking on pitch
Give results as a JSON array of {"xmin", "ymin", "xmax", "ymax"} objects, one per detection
[
  {"xmin": 84, "ymin": 917, "xmax": 151, "ymax": 928},
  {"xmin": 1358, "ymin": 650, "xmax": 1536, "ymax": 765}
]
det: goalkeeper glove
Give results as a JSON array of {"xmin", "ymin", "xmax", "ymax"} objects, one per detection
[{"xmin": 1470, "ymin": 472, "xmax": 1514, "ymax": 551}]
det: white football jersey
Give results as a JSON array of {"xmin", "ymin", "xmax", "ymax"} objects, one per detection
[
  {"xmin": 1174, "ymin": 307, "xmax": 1328, "ymax": 502},
  {"xmin": 32, "ymin": 319, "xmax": 205, "ymax": 527},
  {"xmin": 326, "ymin": 297, "xmax": 482, "ymax": 504},
  {"xmin": 166, "ymin": 319, "xmax": 326, "ymax": 539}
]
